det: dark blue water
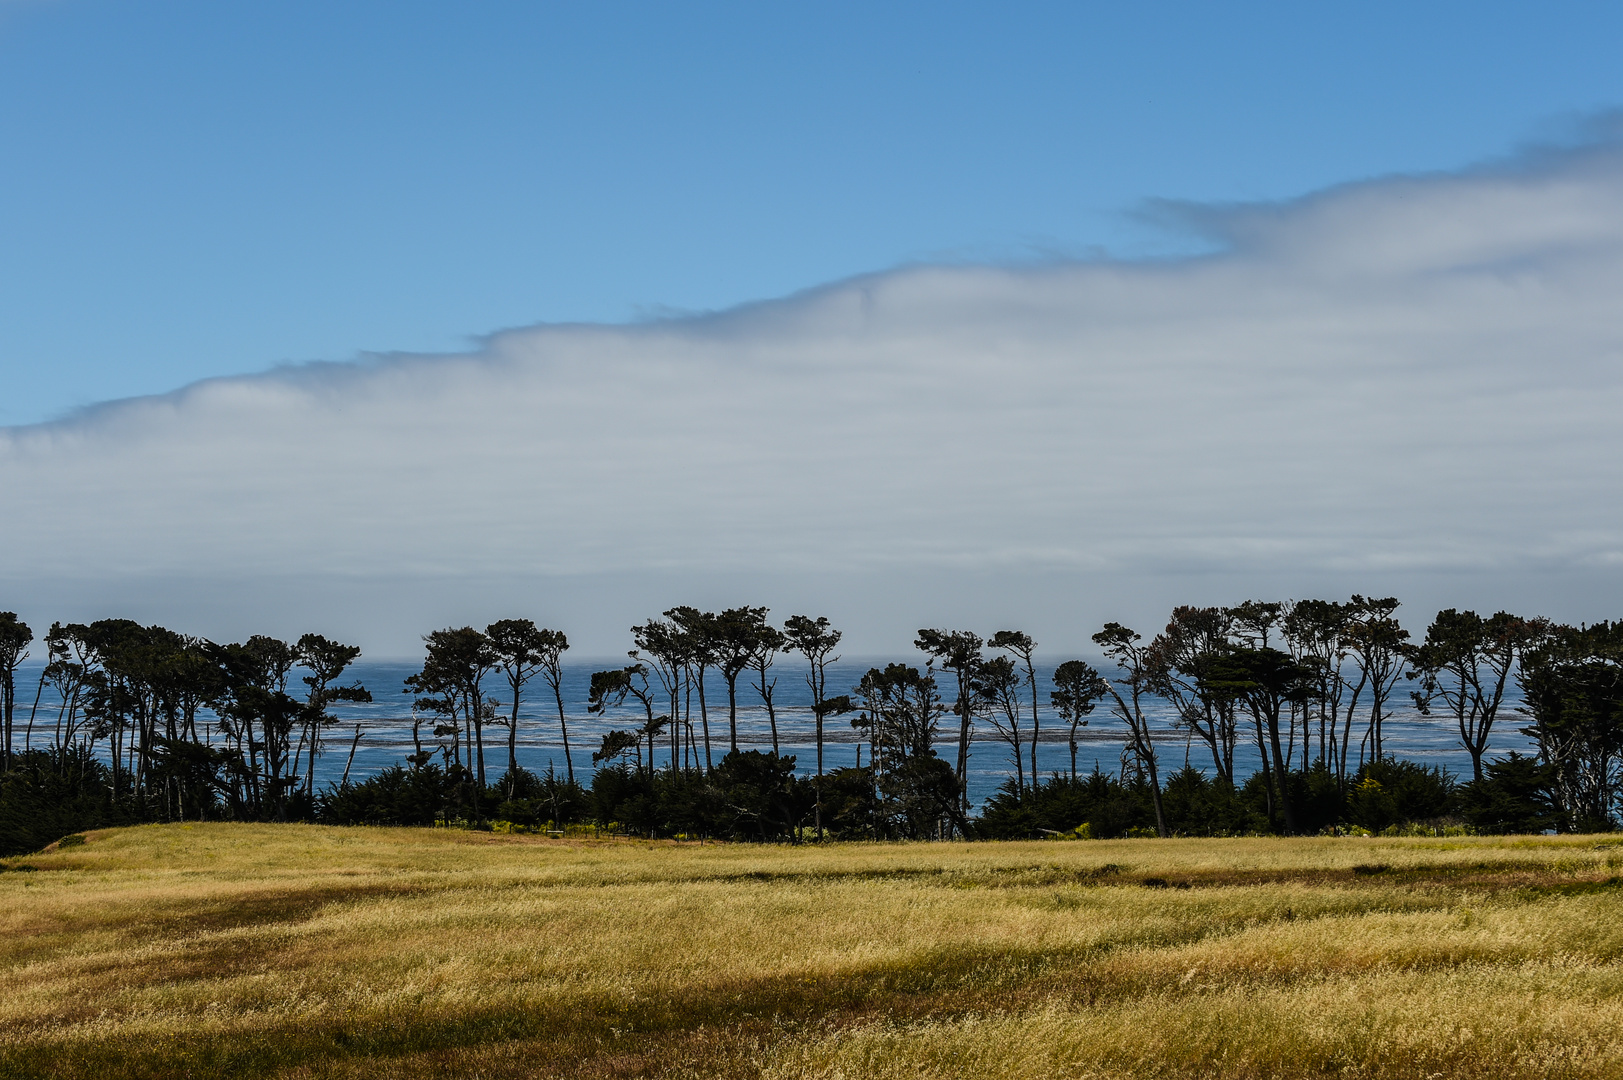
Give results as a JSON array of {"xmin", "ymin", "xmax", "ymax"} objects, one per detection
[{"xmin": 8, "ymin": 659, "xmax": 1535, "ymax": 807}]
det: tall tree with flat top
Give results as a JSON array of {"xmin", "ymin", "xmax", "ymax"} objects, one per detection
[
  {"xmin": 712, "ymin": 606, "xmax": 768, "ymax": 756},
  {"xmin": 989, "ymin": 631, "xmax": 1039, "ymax": 789},
  {"xmin": 486, "ymin": 619, "xmax": 548, "ymax": 782},
  {"xmin": 915, "ymin": 629, "xmax": 982, "ymax": 816},
  {"xmin": 1092, "ymin": 623, "xmax": 1169, "ymax": 837},
  {"xmin": 1050, "ymin": 658, "xmax": 1106, "ymax": 782},
  {"xmin": 0, "ymin": 613, "xmax": 32, "ymax": 773},
  {"xmin": 533, "ymin": 628, "xmax": 574, "ymax": 783},
  {"xmin": 1411, "ymin": 609, "xmax": 1544, "ymax": 783},
  {"xmin": 295, "ymin": 633, "xmax": 370, "ymax": 799},
  {"xmin": 785, "ymin": 614, "xmax": 842, "ymax": 840}
]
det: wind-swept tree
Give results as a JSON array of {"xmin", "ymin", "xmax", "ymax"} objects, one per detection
[
  {"xmin": 1145, "ymin": 607, "xmax": 1237, "ymax": 784},
  {"xmin": 853, "ymin": 662, "xmax": 961, "ymax": 838},
  {"xmin": 1092, "ymin": 623, "xmax": 1168, "ymax": 837},
  {"xmin": 1283, "ymin": 599, "xmax": 1352, "ymax": 775},
  {"xmin": 588, "ymin": 665, "xmax": 664, "ymax": 774},
  {"xmin": 532, "ymin": 627, "xmax": 574, "ymax": 783},
  {"xmin": 39, "ymin": 622, "xmax": 94, "ymax": 757},
  {"xmin": 486, "ymin": 619, "xmax": 549, "ymax": 781},
  {"xmin": 1411, "ymin": 609, "xmax": 1544, "ymax": 784},
  {"xmin": 406, "ymin": 628, "xmax": 497, "ymax": 796},
  {"xmin": 1341, "ymin": 596, "xmax": 1411, "ymax": 777},
  {"xmin": 631, "ymin": 619, "xmax": 686, "ymax": 771},
  {"xmin": 1201, "ymin": 646, "xmax": 1317, "ymax": 834},
  {"xmin": 1050, "ymin": 659, "xmax": 1107, "ymax": 782},
  {"xmin": 1518, "ymin": 620, "xmax": 1623, "ymax": 830},
  {"xmin": 785, "ymin": 614, "xmax": 842, "ymax": 839},
  {"xmin": 214, "ymin": 634, "xmax": 302, "ymax": 819},
  {"xmin": 751, "ymin": 622, "xmax": 787, "ymax": 754},
  {"xmin": 0, "ymin": 613, "xmax": 32, "ymax": 772},
  {"xmin": 914, "ymin": 629, "xmax": 983, "ymax": 815},
  {"xmin": 970, "ymin": 655, "xmax": 1026, "ymax": 799},
  {"xmin": 988, "ymin": 631, "xmax": 1041, "ymax": 789},
  {"xmin": 294, "ymin": 634, "xmax": 370, "ymax": 799},
  {"xmin": 712, "ymin": 607, "xmax": 768, "ymax": 756},
  {"xmin": 667, "ymin": 607, "xmax": 717, "ymax": 771}
]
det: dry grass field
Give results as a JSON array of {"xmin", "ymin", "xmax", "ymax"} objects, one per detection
[{"xmin": 3, "ymin": 826, "xmax": 1623, "ymax": 1078}]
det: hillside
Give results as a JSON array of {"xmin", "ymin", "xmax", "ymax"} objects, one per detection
[{"xmin": 3, "ymin": 826, "xmax": 1622, "ymax": 1078}]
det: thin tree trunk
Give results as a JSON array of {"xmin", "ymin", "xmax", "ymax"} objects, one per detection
[
  {"xmin": 1026, "ymin": 659, "xmax": 1040, "ymax": 791},
  {"xmin": 697, "ymin": 668, "xmax": 713, "ymax": 771},
  {"xmin": 342, "ymin": 725, "xmax": 363, "ymax": 786},
  {"xmin": 508, "ymin": 675, "xmax": 522, "ymax": 779},
  {"xmin": 550, "ymin": 678, "xmax": 573, "ymax": 784},
  {"xmin": 726, "ymin": 677, "xmax": 739, "ymax": 755}
]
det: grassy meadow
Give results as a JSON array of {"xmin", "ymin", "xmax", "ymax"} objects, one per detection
[{"xmin": 3, "ymin": 826, "xmax": 1623, "ymax": 1078}]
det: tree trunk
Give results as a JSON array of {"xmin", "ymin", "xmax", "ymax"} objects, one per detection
[
  {"xmin": 697, "ymin": 669, "xmax": 713, "ymax": 771},
  {"xmin": 726, "ymin": 676, "xmax": 739, "ymax": 755},
  {"xmin": 551, "ymin": 678, "xmax": 574, "ymax": 784},
  {"xmin": 1265, "ymin": 704, "xmax": 1297, "ymax": 834},
  {"xmin": 508, "ymin": 676, "xmax": 522, "ymax": 779}
]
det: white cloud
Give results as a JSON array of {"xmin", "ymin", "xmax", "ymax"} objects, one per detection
[{"xmin": 5, "ymin": 136, "xmax": 1623, "ymax": 654}]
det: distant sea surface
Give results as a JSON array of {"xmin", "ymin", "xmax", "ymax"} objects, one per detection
[{"xmin": 10, "ymin": 660, "xmax": 1535, "ymax": 808}]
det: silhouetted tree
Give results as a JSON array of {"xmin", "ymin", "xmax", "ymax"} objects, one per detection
[
  {"xmin": 0, "ymin": 614, "xmax": 32, "ymax": 773},
  {"xmin": 1202, "ymin": 646, "xmax": 1317, "ymax": 834},
  {"xmin": 294, "ymin": 633, "xmax": 369, "ymax": 799},
  {"xmin": 1283, "ymin": 599, "xmax": 1352, "ymax": 775},
  {"xmin": 914, "ymin": 629, "xmax": 983, "ymax": 815},
  {"xmin": 533, "ymin": 627, "xmax": 574, "ymax": 783},
  {"xmin": 1145, "ymin": 607, "xmax": 1237, "ymax": 784},
  {"xmin": 853, "ymin": 663, "xmax": 960, "ymax": 838},
  {"xmin": 486, "ymin": 619, "xmax": 549, "ymax": 781},
  {"xmin": 785, "ymin": 614, "xmax": 842, "ymax": 839},
  {"xmin": 712, "ymin": 606, "xmax": 768, "ymax": 756},
  {"xmin": 1342, "ymin": 596, "xmax": 1411, "ymax": 778},
  {"xmin": 1050, "ymin": 659, "xmax": 1106, "ymax": 782},
  {"xmin": 1092, "ymin": 623, "xmax": 1169, "ymax": 837},
  {"xmin": 408, "ymin": 628, "xmax": 497, "ymax": 794},
  {"xmin": 1517, "ymin": 621, "xmax": 1623, "ymax": 830},
  {"xmin": 1411, "ymin": 609, "xmax": 1544, "ymax": 784},
  {"xmin": 989, "ymin": 631, "xmax": 1040, "ymax": 788},
  {"xmin": 970, "ymin": 655, "xmax": 1026, "ymax": 799},
  {"xmin": 750, "ymin": 622, "xmax": 787, "ymax": 754},
  {"xmin": 667, "ymin": 607, "xmax": 717, "ymax": 771},
  {"xmin": 631, "ymin": 618, "xmax": 686, "ymax": 771}
]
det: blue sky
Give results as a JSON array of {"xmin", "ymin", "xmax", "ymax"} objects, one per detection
[
  {"xmin": 6, "ymin": 1, "xmax": 1623, "ymax": 425},
  {"xmin": 5, "ymin": 2, "xmax": 1623, "ymax": 656}
]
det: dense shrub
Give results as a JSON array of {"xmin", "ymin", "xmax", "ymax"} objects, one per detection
[
  {"xmin": 1345, "ymin": 758, "xmax": 1456, "ymax": 832},
  {"xmin": 0, "ymin": 749, "xmax": 131, "ymax": 856},
  {"xmin": 317, "ymin": 763, "xmax": 475, "ymax": 826},
  {"xmin": 1457, "ymin": 753, "xmax": 1558, "ymax": 834}
]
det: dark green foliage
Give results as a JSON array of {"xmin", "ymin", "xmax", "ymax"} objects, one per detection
[
  {"xmin": 1518, "ymin": 621, "xmax": 1623, "ymax": 831},
  {"xmin": 0, "ymin": 749, "xmax": 130, "ymax": 856},
  {"xmin": 317, "ymin": 763, "xmax": 476, "ymax": 826},
  {"xmin": 878, "ymin": 754, "xmax": 961, "ymax": 839},
  {"xmin": 817, "ymin": 766, "xmax": 881, "ymax": 838},
  {"xmin": 710, "ymin": 750, "xmax": 814, "ymax": 840},
  {"xmin": 976, "ymin": 767, "xmax": 1156, "ymax": 839},
  {"xmin": 1457, "ymin": 752, "xmax": 1559, "ymax": 834},
  {"xmin": 1163, "ymin": 765, "xmax": 1273, "ymax": 835},
  {"xmin": 1345, "ymin": 758, "xmax": 1456, "ymax": 832},
  {"xmin": 495, "ymin": 766, "xmax": 589, "ymax": 827},
  {"xmin": 588, "ymin": 753, "xmax": 813, "ymax": 840}
]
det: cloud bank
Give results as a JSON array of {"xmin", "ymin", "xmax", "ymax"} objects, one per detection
[{"xmin": 5, "ymin": 136, "xmax": 1623, "ymax": 654}]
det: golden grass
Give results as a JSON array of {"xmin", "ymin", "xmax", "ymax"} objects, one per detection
[{"xmin": 3, "ymin": 826, "xmax": 1622, "ymax": 1078}]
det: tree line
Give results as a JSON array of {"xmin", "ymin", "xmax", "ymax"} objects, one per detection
[{"xmin": 1, "ymin": 596, "xmax": 1619, "ymax": 853}]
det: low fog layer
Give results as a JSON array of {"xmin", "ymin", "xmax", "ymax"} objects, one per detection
[{"xmin": 5, "ymin": 138, "xmax": 1623, "ymax": 656}]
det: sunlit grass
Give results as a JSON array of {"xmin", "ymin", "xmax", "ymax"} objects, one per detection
[{"xmin": 2, "ymin": 825, "xmax": 1621, "ymax": 1077}]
